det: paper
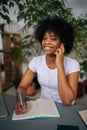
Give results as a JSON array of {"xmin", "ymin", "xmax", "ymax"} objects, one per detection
[
  {"xmin": 12, "ymin": 98, "xmax": 60, "ymax": 120},
  {"xmin": 78, "ymin": 109, "xmax": 87, "ymax": 125}
]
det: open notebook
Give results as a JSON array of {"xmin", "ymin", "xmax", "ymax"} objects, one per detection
[
  {"xmin": 12, "ymin": 98, "xmax": 60, "ymax": 120},
  {"xmin": 0, "ymin": 93, "xmax": 8, "ymax": 118}
]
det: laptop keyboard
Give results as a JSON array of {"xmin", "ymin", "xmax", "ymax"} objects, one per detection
[{"xmin": 0, "ymin": 93, "xmax": 8, "ymax": 118}]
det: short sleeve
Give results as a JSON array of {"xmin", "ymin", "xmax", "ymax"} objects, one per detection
[
  {"xmin": 28, "ymin": 57, "xmax": 37, "ymax": 72},
  {"xmin": 64, "ymin": 57, "xmax": 80, "ymax": 75},
  {"xmin": 67, "ymin": 60, "xmax": 80, "ymax": 74}
]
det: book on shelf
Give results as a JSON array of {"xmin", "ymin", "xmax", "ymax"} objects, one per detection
[
  {"xmin": 12, "ymin": 98, "xmax": 60, "ymax": 120},
  {"xmin": 78, "ymin": 109, "xmax": 87, "ymax": 125}
]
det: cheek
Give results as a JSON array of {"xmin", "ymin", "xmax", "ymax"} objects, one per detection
[
  {"xmin": 41, "ymin": 41, "xmax": 44, "ymax": 46},
  {"xmin": 55, "ymin": 43, "xmax": 61, "ymax": 49}
]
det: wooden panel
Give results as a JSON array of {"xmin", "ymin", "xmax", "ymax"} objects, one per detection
[
  {"xmin": 1, "ymin": 33, "xmax": 23, "ymax": 90},
  {"xmin": 12, "ymin": 34, "xmax": 23, "ymax": 88},
  {"xmin": 2, "ymin": 34, "xmax": 13, "ymax": 90},
  {"xmin": 0, "ymin": 65, "xmax": 2, "ymax": 92}
]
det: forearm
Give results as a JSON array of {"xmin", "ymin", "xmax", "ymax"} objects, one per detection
[
  {"xmin": 14, "ymin": 86, "xmax": 27, "ymax": 114},
  {"xmin": 57, "ymin": 66, "xmax": 75, "ymax": 105}
]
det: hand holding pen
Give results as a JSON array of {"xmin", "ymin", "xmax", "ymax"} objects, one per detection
[{"xmin": 14, "ymin": 87, "xmax": 27, "ymax": 114}]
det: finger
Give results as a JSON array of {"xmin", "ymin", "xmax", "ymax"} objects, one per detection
[
  {"xmin": 14, "ymin": 103, "xmax": 27, "ymax": 114},
  {"xmin": 54, "ymin": 43, "xmax": 65, "ymax": 55},
  {"xmin": 18, "ymin": 102, "xmax": 27, "ymax": 111},
  {"xmin": 15, "ymin": 106, "xmax": 27, "ymax": 114},
  {"xmin": 60, "ymin": 43, "xmax": 65, "ymax": 53},
  {"xmin": 56, "ymin": 48, "xmax": 62, "ymax": 54},
  {"xmin": 22, "ymin": 102, "xmax": 27, "ymax": 110}
]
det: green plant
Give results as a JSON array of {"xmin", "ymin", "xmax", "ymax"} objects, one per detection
[
  {"xmin": 0, "ymin": 0, "xmax": 87, "ymax": 79},
  {"xmin": 0, "ymin": 0, "xmax": 24, "ymax": 25},
  {"xmin": 17, "ymin": 0, "xmax": 87, "ymax": 79},
  {"xmin": 11, "ymin": 46, "xmax": 24, "ymax": 63},
  {"xmin": 72, "ymin": 15, "xmax": 87, "ymax": 79},
  {"xmin": 17, "ymin": 0, "xmax": 74, "ymax": 60},
  {"xmin": 80, "ymin": 60, "xmax": 87, "ymax": 79}
]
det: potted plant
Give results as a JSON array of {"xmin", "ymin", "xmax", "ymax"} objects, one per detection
[
  {"xmin": 77, "ymin": 81, "xmax": 84, "ymax": 98},
  {"xmin": 83, "ymin": 79, "xmax": 87, "ymax": 94}
]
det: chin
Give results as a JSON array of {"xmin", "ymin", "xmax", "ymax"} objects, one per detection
[{"xmin": 47, "ymin": 53, "xmax": 56, "ymax": 57}]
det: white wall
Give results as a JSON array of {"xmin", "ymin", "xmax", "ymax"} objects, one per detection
[
  {"xmin": 0, "ymin": 0, "xmax": 87, "ymax": 83},
  {"xmin": 66, "ymin": 0, "xmax": 87, "ymax": 17}
]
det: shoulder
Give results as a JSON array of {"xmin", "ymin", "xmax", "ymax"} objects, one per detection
[
  {"xmin": 33, "ymin": 54, "xmax": 45, "ymax": 60},
  {"xmin": 64, "ymin": 56, "xmax": 80, "ymax": 74},
  {"xmin": 28, "ymin": 54, "xmax": 45, "ymax": 68},
  {"xmin": 28, "ymin": 54, "xmax": 45, "ymax": 72},
  {"xmin": 30, "ymin": 54, "xmax": 45, "ymax": 64},
  {"xmin": 64, "ymin": 56, "xmax": 79, "ymax": 65}
]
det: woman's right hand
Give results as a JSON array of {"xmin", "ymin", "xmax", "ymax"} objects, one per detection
[
  {"xmin": 14, "ymin": 101, "xmax": 27, "ymax": 114},
  {"xmin": 14, "ymin": 87, "xmax": 27, "ymax": 114}
]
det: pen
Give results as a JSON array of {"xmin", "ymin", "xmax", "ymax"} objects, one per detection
[{"xmin": 18, "ymin": 89, "xmax": 24, "ymax": 109}]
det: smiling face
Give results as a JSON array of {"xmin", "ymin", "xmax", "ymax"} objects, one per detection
[{"xmin": 42, "ymin": 31, "xmax": 61, "ymax": 55}]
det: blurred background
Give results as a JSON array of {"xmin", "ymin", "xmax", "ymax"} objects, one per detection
[{"xmin": 0, "ymin": 0, "xmax": 87, "ymax": 106}]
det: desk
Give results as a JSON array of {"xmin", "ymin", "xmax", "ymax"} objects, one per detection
[{"xmin": 0, "ymin": 94, "xmax": 87, "ymax": 130}]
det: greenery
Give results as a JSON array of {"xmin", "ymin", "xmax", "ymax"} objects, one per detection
[
  {"xmin": 0, "ymin": 0, "xmax": 23, "ymax": 24},
  {"xmin": 0, "ymin": 0, "xmax": 87, "ymax": 79}
]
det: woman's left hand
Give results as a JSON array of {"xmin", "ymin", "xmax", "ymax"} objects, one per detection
[{"xmin": 54, "ymin": 43, "xmax": 65, "ymax": 68}]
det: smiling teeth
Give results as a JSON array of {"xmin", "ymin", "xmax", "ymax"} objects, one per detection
[{"xmin": 45, "ymin": 46, "xmax": 53, "ymax": 48}]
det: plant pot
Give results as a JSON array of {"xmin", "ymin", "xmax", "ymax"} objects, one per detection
[
  {"xmin": 77, "ymin": 82, "xmax": 84, "ymax": 98},
  {"xmin": 26, "ymin": 83, "xmax": 36, "ymax": 96},
  {"xmin": 83, "ymin": 80, "xmax": 87, "ymax": 94}
]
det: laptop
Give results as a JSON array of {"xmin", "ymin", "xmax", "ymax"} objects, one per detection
[{"xmin": 0, "ymin": 93, "xmax": 8, "ymax": 118}]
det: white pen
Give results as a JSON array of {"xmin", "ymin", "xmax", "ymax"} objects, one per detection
[{"xmin": 18, "ymin": 89, "xmax": 24, "ymax": 109}]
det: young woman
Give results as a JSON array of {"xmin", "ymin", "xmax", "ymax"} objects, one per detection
[{"xmin": 14, "ymin": 16, "xmax": 80, "ymax": 114}]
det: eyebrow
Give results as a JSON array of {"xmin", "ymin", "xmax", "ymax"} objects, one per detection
[{"xmin": 44, "ymin": 33, "xmax": 57, "ymax": 37}]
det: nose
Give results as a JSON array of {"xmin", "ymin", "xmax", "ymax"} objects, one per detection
[{"xmin": 45, "ymin": 38, "xmax": 50, "ymax": 44}]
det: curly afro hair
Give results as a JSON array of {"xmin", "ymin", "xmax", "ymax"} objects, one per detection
[{"xmin": 34, "ymin": 16, "xmax": 74, "ymax": 54}]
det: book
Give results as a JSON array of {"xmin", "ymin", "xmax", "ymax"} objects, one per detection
[
  {"xmin": 78, "ymin": 109, "xmax": 87, "ymax": 125},
  {"xmin": 12, "ymin": 98, "xmax": 60, "ymax": 120}
]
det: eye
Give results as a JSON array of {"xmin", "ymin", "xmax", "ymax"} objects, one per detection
[
  {"xmin": 43, "ymin": 36, "xmax": 47, "ymax": 40},
  {"xmin": 51, "ymin": 37, "xmax": 57, "ymax": 41}
]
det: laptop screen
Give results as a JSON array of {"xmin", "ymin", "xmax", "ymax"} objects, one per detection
[{"xmin": 0, "ymin": 93, "xmax": 8, "ymax": 118}]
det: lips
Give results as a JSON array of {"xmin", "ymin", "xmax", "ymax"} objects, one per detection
[{"xmin": 44, "ymin": 46, "xmax": 53, "ymax": 51}]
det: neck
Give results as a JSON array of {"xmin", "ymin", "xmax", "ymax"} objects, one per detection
[{"xmin": 46, "ymin": 54, "xmax": 56, "ymax": 69}]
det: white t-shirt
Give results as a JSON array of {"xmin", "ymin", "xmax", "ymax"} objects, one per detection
[{"xmin": 28, "ymin": 55, "xmax": 80, "ymax": 103}]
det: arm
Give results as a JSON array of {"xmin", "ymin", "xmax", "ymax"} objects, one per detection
[
  {"xmin": 58, "ymin": 66, "xmax": 80, "ymax": 105},
  {"xmin": 18, "ymin": 67, "xmax": 35, "ymax": 90},
  {"xmin": 14, "ymin": 67, "xmax": 36, "ymax": 114},
  {"xmin": 55, "ymin": 44, "xmax": 80, "ymax": 105}
]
